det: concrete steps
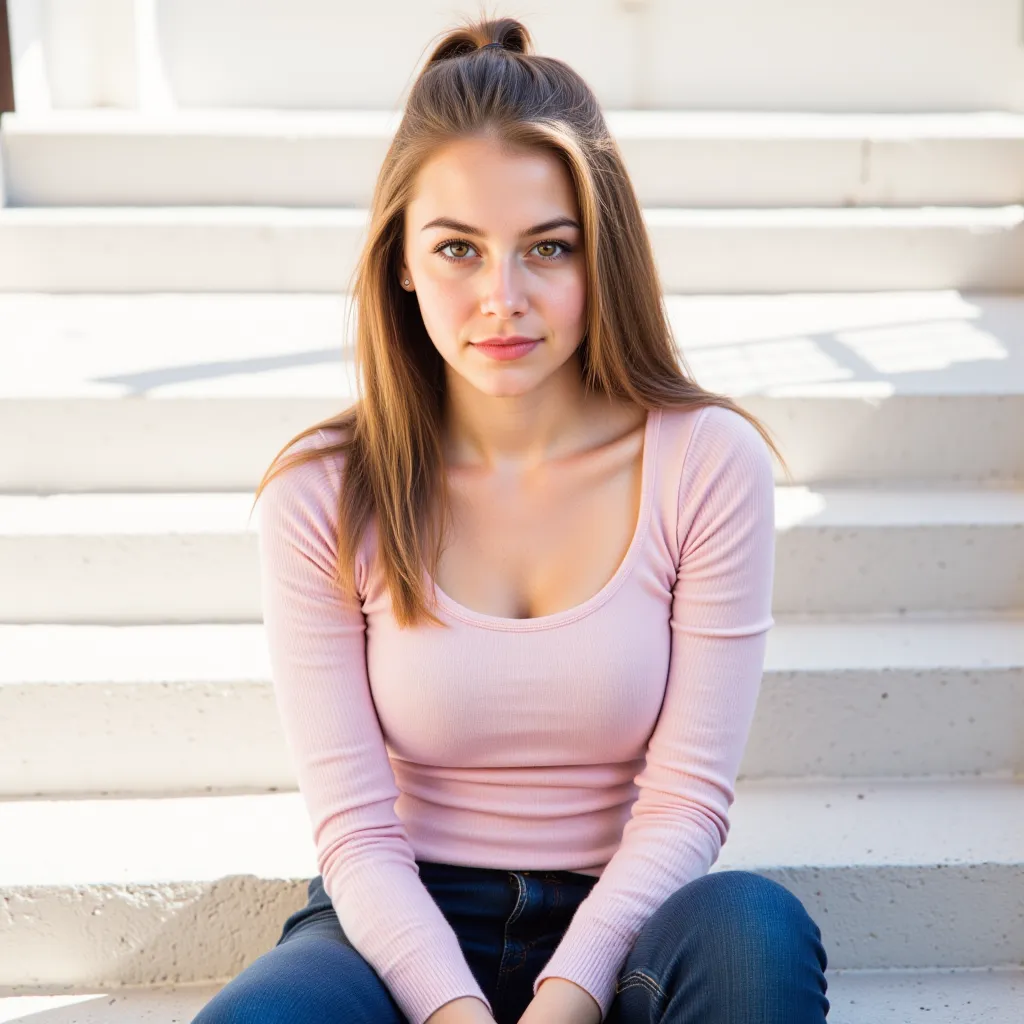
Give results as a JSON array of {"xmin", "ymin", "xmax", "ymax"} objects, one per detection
[
  {"xmin": 2, "ymin": 204, "xmax": 1023, "ymax": 292},
  {"xmin": 2, "ymin": 36, "xmax": 1022, "ymax": 1016},
  {"xmin": 0, "ymin": 779, "xmax": 1020, "ymax": 992},
  {"xmin": 4, "ymin": 110, "xmax": 1024, "ymax": 208},
  {"xmin": 2, "ymin": 289, "xmax": 1022, "ymax": 490},
  {"xmin": 1, "ymin": 484, "xmax": 1020, "ymax": 623},
  {"xmin": 2, "ymin": 615, "xmax": 1020, "ymax": 797}
]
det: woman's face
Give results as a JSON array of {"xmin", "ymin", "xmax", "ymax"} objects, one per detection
[{"xmin": 400, "ymin": 136, "xmax": 588, "ymax": 399}]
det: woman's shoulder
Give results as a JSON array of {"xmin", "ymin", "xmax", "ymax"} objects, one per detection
[
  {"xmin": 282, "ymin": 424, "xmax": 352, "ymax": 479},
  {"xmin": 657, "ymin": 402, "xmax": 775, "ymax": 526},
  {"xmin": 659, "ymin": 402, "xmax": 771, "ymax": 466},
  {"xmin": 257, "ymin": 426, "xmax": 352, "ymax": 536},
  {"xmin": 658, "ymin": 400, "xmax": 759, "ymax": 441}
]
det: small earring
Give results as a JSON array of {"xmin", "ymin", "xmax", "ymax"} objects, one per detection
[{"xmin": 404, "ymin": 278, "xmax": 410, "ymax": 287}]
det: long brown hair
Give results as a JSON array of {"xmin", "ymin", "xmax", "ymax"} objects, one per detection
[{"xmin": 250, "ymin": 11, "xmax": 791, "ymax": 630}]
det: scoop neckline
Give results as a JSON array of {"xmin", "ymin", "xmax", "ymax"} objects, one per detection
[{"xmin": 422, "ymin": 406, "xmax": 661, "ymax": 632}]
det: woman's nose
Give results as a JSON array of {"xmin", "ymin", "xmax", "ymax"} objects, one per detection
[{"xmin": 480, "ymin": 258, "xmax": 528, "ymax": 316}]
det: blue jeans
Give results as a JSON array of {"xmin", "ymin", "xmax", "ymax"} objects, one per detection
[{"xmin": 192, "ymin": 861, "xmax": 830, "ymax": 1023}]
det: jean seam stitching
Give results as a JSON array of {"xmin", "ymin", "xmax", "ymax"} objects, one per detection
[
  {"xmin": 497, "ymin": 872, "xmax": 529, "ymax": 984},
  {"xmin": 615, "ymin": 968, "xmax": 666, "ymax": 1002}
]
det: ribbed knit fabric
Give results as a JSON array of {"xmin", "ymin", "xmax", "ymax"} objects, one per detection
[{"xmin": 256, "ymin": 402, "xmax": 776, "ymax": 1024}]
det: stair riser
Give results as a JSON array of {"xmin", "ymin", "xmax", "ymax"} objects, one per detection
[
  {"xmin": 0, "ymin": 668, "xmax": 1019, "ymax": 797},
  {"xmin": 773, "ymin": 524, "xmax": 1022, "ymax": 615},
  {"xmin": 4, "ymin": 395, "xmax": 1024, "ymax": 491},
  {"xmin": 6, "ymin": 130, "xmax": 1023, "ymax": 208},
  {"xmin": 0, "ymin": 865, "xmax": 1018, "ymax": 989},
  {"xmin": 1, "ymin": 216, "xmax": 1022, "ymax": 292},
  {"xmin": 0, "ymin": 524, "xmax": 1018, "ymax": 621}
]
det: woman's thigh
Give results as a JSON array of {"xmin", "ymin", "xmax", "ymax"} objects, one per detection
[
  {"xmin": 190, "ymin": 877, "xmax": 406, "ymax": 1024},
  {"xmin": 607, "ymin": 870, "xmax": 830, "ymax": 1024}
]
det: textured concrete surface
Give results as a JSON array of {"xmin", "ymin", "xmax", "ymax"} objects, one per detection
[{"xmin": 0, "ymin": 780, "xmax": 1020, "ymax": 988}]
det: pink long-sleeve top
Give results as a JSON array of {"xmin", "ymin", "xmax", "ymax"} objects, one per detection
[{"xmin": 256, "ymin": 402, "xmax": 777, "ymax": 1024}]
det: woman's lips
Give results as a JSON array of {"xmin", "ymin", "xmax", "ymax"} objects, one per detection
[{"xmin": 473, "ymin": 338, "xmax": 541, "ymax": 361}]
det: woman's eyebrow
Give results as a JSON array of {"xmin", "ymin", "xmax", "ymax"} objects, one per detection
[{"xmin": 420, "ymin": 216, "xmax": 581, "ymax": 236}]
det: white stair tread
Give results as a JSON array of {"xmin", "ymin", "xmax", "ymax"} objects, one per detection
[
  {"xmin": 0, "ymin": 292, "xmax": 355, "ymax": 399},
  {"xmin": 3, "ymin": 291, "xmax": 1022, "ymax": 398},
  {"xmin": 1, "ymin": 968, "xmax": 1021, "ymax": 1024},
  {"xmin": 3, "ymin": 203, "xmax": 1021, "ymax": 229},
  {"xmin": 2, "ymin": 108, "xmax": 404, "ymax": 139},
  {"xmin": 0, "ymin": 778, "xmax": 1019, "ymax": 888},
  {"xmin": 0, "ymin": 623, "xmax": 269, "ymax": 684},
  {"xmin": 0, "ymin": 206, "xmax": 366, "ymax": 227},
  {"xmin": 1, "ymin": 615, "xmax": 1021, "ymax": 686},
  {"xmin": 720, "ymin": 777, "xmax": 1023, "ymax": 868},
  {"xmin": 7, "ymin": 107, "xmax": 1024, "ymax": 139},
  {"xmin": 772, "ymin": 485, "xmax": 1024, "ymax": 526},
  {"xmin": 824, "ymin": 968, "xmax": 1024, "ymax": 1023},
  {"xmin": 1, "ymin": 486, "xmax": 1021, "ymax": 536},
  {"xmin": 0, "ymin": 792, "xmax": 319, "ymax": 886},
  {"xmin": 763, "ymin": 614, "xmax": 1024, "ymax": 671},
  {"xmin": 0, "ymin": 493, "xmax": 259, "ymax": 534}
]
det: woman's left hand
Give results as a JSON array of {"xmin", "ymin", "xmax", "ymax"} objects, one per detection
[{"xmin": 517, "ymin": 978, "xmax": 602, "ymax": 1024}]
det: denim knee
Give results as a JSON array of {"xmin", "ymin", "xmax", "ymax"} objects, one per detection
[
  {"xmin": 191, "ymin": 924, "xmax": 405, "ymax": 1024},
  {"xmin": 193, "ymin": 975, "xmax": 400, "ymax": 1024},
  {"xmin": 613, "ymin": 870, "xmax": 830, "ymax": 1023},
  {"xmin": 695, "ymin": 870, "xmax": 821, "ymax": 940},
  {"xmin": 622, "ymin": 869, "xmax": 828, "ymax": 977},
  {"xmin": 192, "ymin": 970, "xmax": 340, "ymax": 1024}
]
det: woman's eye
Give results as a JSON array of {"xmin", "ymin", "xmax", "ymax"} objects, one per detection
[
  {"xmin": 535, "ymin": 241, "xmax": 565, "ymax": 259},
  {"xmin": 434, "ymin": 239, "xmax": 573, "ymax": 263},
  {"xmin": 440, "ymin": 241, "xmax": 473, "ymax": 260}
]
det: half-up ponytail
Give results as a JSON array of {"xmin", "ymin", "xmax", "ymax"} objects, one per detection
[{"xmin": 423, "ymin": 14, "xmax": 531, "ymax": 65}]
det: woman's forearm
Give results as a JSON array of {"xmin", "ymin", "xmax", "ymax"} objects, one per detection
[{"xmin": 425, "ymin": 995, "xmax": 494, "ymax": 1024}]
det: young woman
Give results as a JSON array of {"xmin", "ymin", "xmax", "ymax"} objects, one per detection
[{"xmin": 194, "ymin": 15, "xmax": 829, "ymax": 1024}]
